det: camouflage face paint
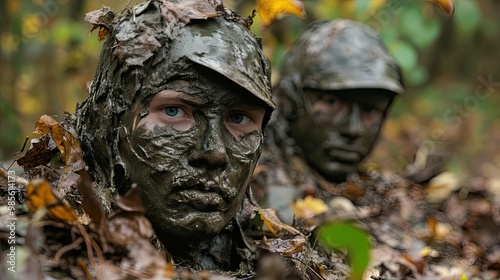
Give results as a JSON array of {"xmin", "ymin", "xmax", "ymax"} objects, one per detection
[
  {"xmin": 289, "ymin": 89, "xmax": 393, "ymax": 181},
  {"xmin": 118, "ymin": 70, "xmax": 266, "ymax": 245}
]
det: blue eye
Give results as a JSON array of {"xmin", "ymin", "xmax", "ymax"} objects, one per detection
[
  {"xmin": 163, "ymin": 106, "xmax": 184, "ymax": 117},
  {"xmin": 229, "ymin": 113, "xmax": 250, "ymax": 124}
]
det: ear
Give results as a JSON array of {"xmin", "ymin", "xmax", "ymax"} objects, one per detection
[
  {"xmin": 114, "ymin": 126, "xmax": 134, "ymax": 196},
  {"xmin": 275, "ymin": 74, "xmax": 304, "ymax": 121}
]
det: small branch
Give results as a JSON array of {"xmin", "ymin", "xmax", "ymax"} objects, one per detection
[
  {"xmin": 0, "ymin": 167, "xmax": 29, "ymax": 186},
  {"xmin": 54, "ymin": 237, "xmax": 84, "ymax": 262}
]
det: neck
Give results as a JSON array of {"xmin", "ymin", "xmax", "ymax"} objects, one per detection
[{"xmin": 157, "ymin": 224, "xmax": 237, "ymax": 271}]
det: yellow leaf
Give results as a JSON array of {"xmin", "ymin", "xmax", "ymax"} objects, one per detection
[
  {"xmin": 289, "ymin": 195, "xmax": 328, "ymax": 219},
  {"xmin": 427, "ymin": 0, "xmax": 455, "ymax": 16},
  {"xmin": 257, "ymin": 208, "xmax": 300, "ymax": 236},
  {"xmin": 97, "ymin": 26, "xmax": 110, "ymax": 42},
  {"xmin": 419, "ymin": 246, "xmax": 438, "ymax": 257},
  {"xmin": 257, "ymin": 0, "xmax": 306, "ymax": 27},
  {"xmin": 425, "ymin": 172, "xmax": 461, "ymax": 202},
  {"xmin": 26, "ymin": 179, "xmax": 78, "ymax": 223}
]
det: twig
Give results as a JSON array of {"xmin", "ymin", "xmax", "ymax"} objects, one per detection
[
  {"xmin": 76, "ymin": 223, "xmax": 105, "ymax": 280},
  {"xmin": 54, "ymin": 237, "xmax": 84, "ymax": 262},
  {"xmin": 0, "ymin": 168, "xmax": 29, "ymax": 185},
  {"xmin": 13, "ymin": 136, "xmax": 29, "ymax": 156},
  {"xmin": 283, "ymin": 254, "xmax": 326, "ymax": 280}
]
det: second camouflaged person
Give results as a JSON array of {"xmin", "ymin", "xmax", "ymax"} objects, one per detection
[{"xmin": 252, "ymin": 19, "xmax": 405, "ymax": 222}]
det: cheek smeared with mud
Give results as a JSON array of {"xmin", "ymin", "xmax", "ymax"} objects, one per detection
[{"xmin": 118, "ymin": 112, "xmax": 263, "ymax": 241}]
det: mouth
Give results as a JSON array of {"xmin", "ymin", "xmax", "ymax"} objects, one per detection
[
  {"xmin": 326, "ymin": 146, "xmax": 362, "ymax": 163},
  {"xmin": 166, "ymin": 188, "xmax": 226, "ymax": 211},
  {"xmin": 167, "ymin": 179, "xmax": 231, "ymax": 211}
]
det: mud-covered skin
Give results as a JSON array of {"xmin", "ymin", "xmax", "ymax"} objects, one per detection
[
  {"xmin": 76, "ymin": 2, "xmax": 273, "ymax": 212},
  {"xmin": 289, "ymin": 89, "xmax": 394, "ymax": 182},
  {"xmin": 274, "ymin": 19, "xmax": 404, "ymax": 182},
  {"xmin": 76, "ymin": 0, "xmax": 274, "ymax": 271},
  {"xmin": 117, "ymin": 70, "xmax": 266, "ymax": 245}
]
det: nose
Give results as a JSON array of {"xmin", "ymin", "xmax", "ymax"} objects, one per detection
[
  {"xmin": 188, "ymin": 121, "xmax": 229, "ymax": 170},
  {"xmin": 339, "ymin": 105, "xmax": 364, "ymax": 139}
]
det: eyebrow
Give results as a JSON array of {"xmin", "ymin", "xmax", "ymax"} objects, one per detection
[{"xmin": 153, "ymin": 90, "xmax": 205, "ymax": 106}]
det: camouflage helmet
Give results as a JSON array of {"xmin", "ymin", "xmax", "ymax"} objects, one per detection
[
  {"xmin": 76, "ymin": 0, "xmax": 273, "ymax": 210},
  {"xmin": 278, "ymin": 19, "xmax": 404, "ymax": 98},
  {"xmin": 168, "ymin": 17, "xmax": 275, "ymax": 110}
]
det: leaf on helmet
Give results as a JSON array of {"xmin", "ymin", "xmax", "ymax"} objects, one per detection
[
  {"xmin": 427, "ymin": 0, "xmax": 455, "ymax": 16},
  {"xmin": 255, "ymin": 208, "xmax": 300, "ymax": 236},
  {"xmin": 97, "ymin": 26, "xmax": 109, "ymax": 42},
  {"xmin": 84, "ymin": 6, "xmax": 115, "ymax": 41},
  {"xmin": 26, "ymin": 179, "xmax": 78, "ymax": 223},
  {"xmin": 289, "ymin": 195, "xmax": 329, "ymax": 219},
  {"xmin": 257, "ymin": 0, "xmax": 306, "ymax": 27},
  {"xmin": 159, "ymin": 0, "xmax": 219, "ymax": 27}
]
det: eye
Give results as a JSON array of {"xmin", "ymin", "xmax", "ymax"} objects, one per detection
[
  {"xmin": 360, "ymin": 104, "xmax": 384, "ymax": 125},
  {"xmin": 360, "ymin": 104, "xmax": 377, "ymax": 113},
  {"xmin": 163, "ymin": 106, "xmax": 186, "ymax": 118},
  {"xmin": 323, "ymin": 96, "xmax": 338, "ymax": 106},
  {"xmin": 228, "ymin": 113, "xmax": 251, "ymax": 125},
  {"xmin": 224, "ymin": 108, "xmax": 265, "ymax": 138},
  {"xmin": 311, "ymin": 95, "xmax": 345, "ymax": 117}
]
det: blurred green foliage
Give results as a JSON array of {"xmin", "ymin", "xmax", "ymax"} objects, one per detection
[
  {"xmin": 317, "ymin": 222, "xmax": 371, "ymax": 280},
  {"xmin": 1, "ymin": 0, "xmax": 500, "ymax": 178}
]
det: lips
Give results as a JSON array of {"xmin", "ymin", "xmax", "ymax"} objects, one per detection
[
  {"xmin": 167, "ymin": 178, "xmax": 231, "ymax": 211},
  {"xmin": 326, "ymin": 146, "xmax": 362, "ymax": 163},
  {"xmin": 170, "ymin": 189, "xmax": 225, "ymax": 211}
]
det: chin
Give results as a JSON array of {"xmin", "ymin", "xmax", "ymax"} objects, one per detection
[
  {"xmin": 150, "ymin": 211, "xmax": 228, "ymax": 241},
  {"xmin": 315, "ymin": 162, "xmax": 356, "ymax": 183}
]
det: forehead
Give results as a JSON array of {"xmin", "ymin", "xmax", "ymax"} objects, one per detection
[
  {"xmin": 304, "ymin": 88, "xmax": 395, "ymax": 104},
  {"xmin": 157, "ymin": 72, "xmax": 268, "ymax": 109}
]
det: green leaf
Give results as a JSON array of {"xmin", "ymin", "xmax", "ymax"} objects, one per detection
[
  {"xmin": 389, "ymin": 40, "xmax": 417, "ymax": 71},
  {"xmin": 250, "ymin": 210, "xmax": 264, "ymax": 229},
  {"xmin": 397, "ymin": 4, "xmax": 441, "ymax": 48},
  {"xmin": 317, "ymin": 222, "xmax": 372, "ymax": 280},
  {"xmin": 455, "ymin": 0, "xmax": 481, "ymax": 33},
  {"xmin": 407, "ymin": 64, "xmax": 428, "ymax": 86}
]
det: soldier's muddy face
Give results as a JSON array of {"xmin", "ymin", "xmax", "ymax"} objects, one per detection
[
  {"xmin": 289, "ymin": 89, "xmax": 394, "ymax": 181},
  {"xmin": 118, "ymin": 77, "xmax": 267, "ymax": 242}
]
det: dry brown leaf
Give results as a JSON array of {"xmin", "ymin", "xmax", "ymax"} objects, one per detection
[
  {"xmin": 33, "ymin": 115, "xmax": 84, "ymax": 169},
  {"xmin": 84, "ymin": 6, "xmax": 115, "ymax": 41},
  {"xmin": 253, "ymin": 164, "xmax": 268, "ymax": 176},
  {"xmin": 257, "ymin": 208, "xmax": 300, "ymax": 235},
  {"xmin": 257, "ymin": 0, "xmax": 306, "ymax": 27},
  {"xmin": 108, "ymin": 187, "xmax": 154, "ymax": 244},
  {"xmin": 427, "ymin": 217, "xmax": 437, "ymax": 236},
  {"xmin": 260, "ymin": 236, "xmax": 306, "ymax": 255},
  {"xmin": 289, "ymin": 195, "xmax": 328, "ymax": 219},
  {"xmin": 17, "ymin": 134, "xmax": 58, "ymax": 168},
  {"xmin": 97, "ymin": 26, "xmax": 109, "ymax": 42},
  {"xmin": 400, "ymin": 253, "xmax": 426, "ymax": 275},
  {"xmin": 115, "ymin": 186, "xmax": 145, "ymax": 213},
  {"xmin": 159, "ymin": 0, "xmax": 219, "ymax": 29},
  {"xmin": 26, "ymin": 179, "xmax": 78, "ymax": 223},
  {"xmin": 76, "ymin": 170, "xmax": 105, "ymax": 228}
]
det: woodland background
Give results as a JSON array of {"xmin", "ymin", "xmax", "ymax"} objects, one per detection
[{"xmin": 1, "ymin": 0, "xmax": 500, "ymax": 182}]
